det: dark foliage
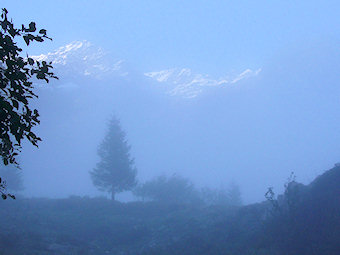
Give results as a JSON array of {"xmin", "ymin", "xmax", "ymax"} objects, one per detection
[
  {"xmin": 0, "ymin": 8, "xmax": 57, "ymax": 166},
  {"xmin": 262, "ymin": 167, "xmax": 340, "ymax": 255},
  {"xmin": 0, "ymin": 176, "xmax": 15, "ymax": 200}
]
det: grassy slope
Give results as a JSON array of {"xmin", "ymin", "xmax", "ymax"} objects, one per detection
[{"xmin": 0, "ymin": 165, "xmax": 339, "ymax": 255}]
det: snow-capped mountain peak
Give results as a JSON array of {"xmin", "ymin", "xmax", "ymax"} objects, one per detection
[
  {"xmin": 145, "ymin": 67, "xmax": 261, "ymax": 98},
  {"xmin": 33, "ymin": 41, "xmax": 261, "ymax": 98},
  {"xmin": 33, "ymin": 40, "xmax": 128, "ymax": 80}
]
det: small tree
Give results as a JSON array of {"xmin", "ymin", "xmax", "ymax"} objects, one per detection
[
  {"xmin": 200, "ymin": 182, "xmax": 242, "ymax": 207},
  {"xmin": 90, "ymin": 117, "xmax": 137, "ymax": 200},
  {"xmin": 227, "ymin": 182, "xmax": 242, "ymax": 206},
  {"xmin": 133, "ymin": 174, "xmax": 201, "ymax": 204}
]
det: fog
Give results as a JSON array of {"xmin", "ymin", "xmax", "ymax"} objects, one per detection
[
  {"xmin": 1, "ymin": 1, "xmax": 340, "ymax": 254},
  {"xmin": 0, "ymin": 1, "xmax": 337, "ymax": 204},
  {"xmin": 12, "ymin": 39, "xmax": 339, "ymax": 204}
]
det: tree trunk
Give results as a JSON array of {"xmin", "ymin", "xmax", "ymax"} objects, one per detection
[{"xmin": 111, "ymin": 190, "xmax": 115, "ymax": 201}]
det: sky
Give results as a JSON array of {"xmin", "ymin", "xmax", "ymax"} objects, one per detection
[
  {"xmin": 2, "ymin": 1, "xmax": 340, "ymax": 203},
  {"xmin": 3, "ymin": 1, "xmax": 340, "ymax": 75}
]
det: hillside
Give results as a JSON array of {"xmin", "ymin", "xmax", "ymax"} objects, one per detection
[{"xmin": 0, "ymin": 165, "xmax": 340, "ymax": 255}]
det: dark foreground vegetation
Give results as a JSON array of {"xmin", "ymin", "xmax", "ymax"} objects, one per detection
[{"xmin": 1, "ymin": 165, "xmax": 340, "ymax": 255}]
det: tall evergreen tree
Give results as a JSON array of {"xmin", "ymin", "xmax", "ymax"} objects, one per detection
[{"xmin": 90, "ymin": 117, "xmax": 137, "ymax": 200}]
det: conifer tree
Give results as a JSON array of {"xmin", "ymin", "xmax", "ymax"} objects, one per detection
[{"xmin": 90, "ymin": 117, "xmax": 137, "ymax": 200}]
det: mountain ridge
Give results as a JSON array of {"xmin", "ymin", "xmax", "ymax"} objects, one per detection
[{"xmin": 34, "ymin": 40, "xmax": 261, "ymax": 98}]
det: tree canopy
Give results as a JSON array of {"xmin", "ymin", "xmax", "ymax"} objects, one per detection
[
  {"xmin": 133, "ymin": 174, "xmax": 200, "ymax": 204},
  {"xmin": 134, "ymin": 174, "xmax": 242, "ymax": 206},
  {"xmin": 90, "ymin": 117, "xmax": 137, "ymax": 200},
  {"xmin": 0, "ymin": 8, "xmax": 57, "ymax": 166}
]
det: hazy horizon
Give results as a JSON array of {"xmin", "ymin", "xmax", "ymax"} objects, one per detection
[{"xmin": 2, "ymin": 1, "xmax": 340, "ymax": 204}]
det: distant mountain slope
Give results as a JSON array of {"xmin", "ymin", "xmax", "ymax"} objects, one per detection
[
  {"xmin": 33, "ymin": 41, "xmax": 129, "ymax": 81},
  {"xmin": 145, "ymin": 68, "xmax": 261, "ymax": 98},
  {"xmin": 33, "ymin": 41, "xmax": 260, "ymax": 98}
]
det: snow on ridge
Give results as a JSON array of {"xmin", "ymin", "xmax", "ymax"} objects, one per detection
[
  {"xmin": 145, "ymin": 69, "xmax": 176, "ymax": 82},
  {"xmin": 32, "ymin": 40, "xmax": 128, "ymax": 80},
  {"xmin": 145, "ymin": 68, "xmax": 261, "ymax": 98},
  {"xmin": 31, "ymin": 40, "xmax": 260, "ymax": 97},
  {"xmin": 33, "ymin": 41, "xmax": 93, "ymax": 64},
  {"xmin": 231, "ymin": 68, "xmax": 262, "ymax": 84}
]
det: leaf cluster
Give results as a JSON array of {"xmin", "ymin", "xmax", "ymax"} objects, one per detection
[
  {"xmin": 0, "ymin": 176, "xmax": 15, "ymax": 200},
  {"xmin": 0, "ymin": 8, "xmax": 57, "ymax": 165}
]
